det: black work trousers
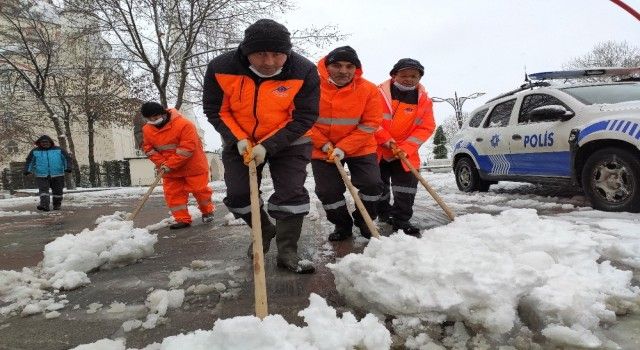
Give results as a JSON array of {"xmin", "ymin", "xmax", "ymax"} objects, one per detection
[
  {"xmin": 311, "ymin": 154, "xmax": 383, "ymax": 229},
  {"xmin": 36, "ymin": 175, "xmax": 65, "ymax": 209},
  {"xmin": 222, "ymin": 142, "xmax": 312, "ymax": 221},
  {"xmin": 378, "ymin": 159, "xmax": 418, "ymax": 223}
]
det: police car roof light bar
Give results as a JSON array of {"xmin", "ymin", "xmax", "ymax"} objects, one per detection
[
  {"xmin": 528, "ymin": 67, "xmax": 640, "ymax": 81},
  {"xmin": 485, "ymin": 81, "xmax": 551, "ymax": 104}
]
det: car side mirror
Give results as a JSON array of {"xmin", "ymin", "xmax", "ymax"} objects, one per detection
[{"xmin": 527, "ymin": 105, "xmax": 575, "ymax": 122}]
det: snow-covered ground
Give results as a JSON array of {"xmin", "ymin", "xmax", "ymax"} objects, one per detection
[{"xmin": 1, "ymin": 172, "xmax": 638, "ymax": 349}]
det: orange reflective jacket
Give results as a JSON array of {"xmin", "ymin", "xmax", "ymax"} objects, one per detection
[
  {"xmin": 203, "ymin": 50, "xmax": 319, "ymax": 155},
  {"xmin": 311, "ymin": 57, "xmax": 383, "ymax": 160},
  {"xmin": 375, "ymin": 80, "xmax": 436, "ymax": 170},
  {"xmin": 142, "ymin": 109, "xmax": 209, "ymax": 178}
]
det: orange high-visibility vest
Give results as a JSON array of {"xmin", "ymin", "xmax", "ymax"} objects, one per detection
[
  {"xmin": 310, "ymin": 57, "xmax": 383, "ymax": 160},
  {"xmin": 142, "ymin": 109, "xmax": 209, "ymax": 178},
  {"xmin": 375, "ymin": 80, "xmax": 436, "ymax": 170}
]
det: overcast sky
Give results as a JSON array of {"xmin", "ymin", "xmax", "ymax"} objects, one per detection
[{"xmin": 198, "ymin": 0, "xmax": 640, "ymax": 151}]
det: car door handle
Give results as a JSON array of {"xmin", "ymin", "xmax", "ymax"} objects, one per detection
[
  {"xmin": 475, "ymin": 137, "xmax": 483, "ymax": 142},
  {"xmin": 512, "ymin": 134, "xmax": 522, "ymax": 140}
]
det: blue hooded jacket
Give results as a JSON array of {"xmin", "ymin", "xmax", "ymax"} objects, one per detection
[{"xmin": 25, "ymin": 135, "xmax": 72, "ymax": 177}]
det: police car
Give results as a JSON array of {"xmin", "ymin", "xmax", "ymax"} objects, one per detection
[{"xmin": 452, "ymin": 67, "xmax": 640, "ymax": 212}]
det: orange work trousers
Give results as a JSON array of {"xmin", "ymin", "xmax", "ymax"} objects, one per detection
[{"xmin": 162, "ymin": 173, "xmax": 214, "ymax": 224}]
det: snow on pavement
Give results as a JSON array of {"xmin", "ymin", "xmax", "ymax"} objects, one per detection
[
  {"xmin": 3, "ymin": 174, "xmax": 639, "ymax": 349},
  {"xmin": 330, "ymin": 206, "xmax": 640, "ymax": 348},
  {"xmin": 1, "ymin": 212, "xmax": 158, "ymax": 316},
  {"xmin": 71, "ymin": 293, "xmax": 391, "ymax": 350}
]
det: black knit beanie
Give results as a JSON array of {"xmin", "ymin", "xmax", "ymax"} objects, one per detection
[
  {"xmin": 325, "ymin": 46, "xmax": 361, "ymax": 68},
  {"xmin": 140, "ymin": 101, "xmax": 166, "ymax": 118},
  {"xmin": 239, "ymin": 19, "xmax": 292, "ymax": 55},
  {"xmin": 389, "ymin": 58, "xmax": 425, "ymax": 76}
]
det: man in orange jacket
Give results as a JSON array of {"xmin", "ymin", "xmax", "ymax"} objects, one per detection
[
  {"xmin": 311, "ymin": 46, "xmax": 384, "ymax": 241},
  {"xmin": 141, "ymin": 102, "xmax": 215, "ymax": 229},
  {"xmin": 203, "ymin": 19, "xmax": 319, "ymax": 274},
  {"xmin": 375, "ymin": 58, "xmax": 436, "ymax": 236}
]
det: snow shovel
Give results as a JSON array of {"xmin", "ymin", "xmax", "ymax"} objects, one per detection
[
  {"xmin": 392, "ymin": 146, "xmax": 456, "ymax": 221},
  {"xmin": 246, "ymin": 145, "xmax": 269, "ymax": 319},
  {"xmin": 127, "ymin": 169, "xmax": 165, "ymax": 221},
  {"xmin": 332, "ymin": 157, "xmax": 380, "ymax": 239}
]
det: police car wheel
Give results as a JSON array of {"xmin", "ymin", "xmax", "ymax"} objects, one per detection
[
  {"xmin": 455, "ymin": 157, "xmax": 489, "ymax": 192},
  {"xmin": 581, "ymin": 147, "xmax": 640, "ymax": 213}
]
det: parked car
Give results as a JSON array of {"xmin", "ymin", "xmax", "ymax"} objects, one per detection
[{"xmin": 452, "ymin": 67, "xmax": 640, "ymax": 212}]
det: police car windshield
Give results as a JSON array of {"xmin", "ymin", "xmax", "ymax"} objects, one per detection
[{"xmin": 560, "ymin": 83, "xmax": 640, "ymax": 105}]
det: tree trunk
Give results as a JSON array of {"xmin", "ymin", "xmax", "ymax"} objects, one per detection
[
  {"xmin": 63, "ymin": 119, "xmax": 80, "ymax": 188},
  {"xmin": 87, "ymin": 114, "xmax": 97, "ymax": 187}
]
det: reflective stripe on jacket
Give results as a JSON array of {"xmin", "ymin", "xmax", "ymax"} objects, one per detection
[
  {"xmin": 310, "ymin": 57, "xmax": 383, "ymax": 160},
  {"xmin": 142, "ymin": 109, "xmax": 209, "ymax": 178},
  {"xmin": 202, "ymin": 49, "xmax": 319, "ymax": 155},
  {"xmin": 375, "ymin": 80, "xmax": 436, "ymax": 170}
]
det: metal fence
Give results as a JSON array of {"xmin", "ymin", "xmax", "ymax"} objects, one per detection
[{"xmin": 1, "ymin": 160, "xmax": 131, "ymax": 192}]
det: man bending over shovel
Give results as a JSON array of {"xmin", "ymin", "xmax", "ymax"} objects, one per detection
[
  {"xmin": 203, "ymin": 19, "xmax": 319, "ymax": 273},
  {"xmin": 141, "ymin": 102, "xmax": 215, "ymax": 229}
]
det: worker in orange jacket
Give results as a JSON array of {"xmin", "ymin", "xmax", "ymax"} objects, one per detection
[
  {"xmin": 375, "ymin": 58, "xmax": 436, "ymax": 236},
  {"xmin": 311, "ymin": 46, "xmax": 384, "ymax": 241},
  {"xmin": 203, "ymin": 19, "xmax": 319, "ymax": 274},
  {"xmin": 141, "ymin": 102, "xmax": 215, "ymax": 229}
]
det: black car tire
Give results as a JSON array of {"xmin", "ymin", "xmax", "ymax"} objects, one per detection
[
  {"xmin": 581, "ymin": 147, "xmax": 640, "ymax": 213},
  {"xmin": 455, "ymin": 157, "xmax": 491, "ymax": 192}
]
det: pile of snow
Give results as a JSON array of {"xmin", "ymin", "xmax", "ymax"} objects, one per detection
[
  {"xmin": 0, "ymin": 268, "xmax": 67, "ymax": 316},
  {"xmin": 42, "ymin": 212, "xmax": 157, "ymax": 290},
  {"xmin": 168, "ymin": 260, "xmax": 239, "ymax": 289},
  {"xmin": 330, "ymin": 209, "xmax": 640, "ymax": 348},
  {"xmin": 0, "ymin": 213, "xmax": 157, "ymax": 317},
  {"xmin": 73, "ymin": 294, "xmax": 391, "ymax": 350},
  {"xmin": 140, "ymin": 289, "xmax": 185, "ymax": 330}
]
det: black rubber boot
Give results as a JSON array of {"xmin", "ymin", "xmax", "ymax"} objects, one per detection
[
  {"xmin": 245, "ymin": 209, "xmax": 277, "ymax": 259},
  {"xmin": 169, "ymin": 222, "xmax": 191, "ymax": 230},
  {"xmin": 201, "ymin": 212, "xmax": 214, "ymax": 223},
  {"xmin": 378, "ymin": 212, "xmax": 393, "ymax": 224},
  {"xmin": 353, "ymin": 210, "xmax": 375, "ymax": 239},
  {"xmin": 247, "ymin": 222, "xmax": 277, "ymax": 259},
  {"xmin": 393, "ymin": 220, "xmax": 420, "ymax": 236},
  {"xmin": 328, "ymin": 225, "xmax": 353, "ymax": 241},
  {"xmin": 52, "ymin": 197, "xmax": 62, "ymax": 210},
  {"xmin": 38, "ymin": 194, "xmax": 50, "ymax": 211},
  {"xmin": 276, "ymin": 216, "xmax": 314, "ymax": 274}
]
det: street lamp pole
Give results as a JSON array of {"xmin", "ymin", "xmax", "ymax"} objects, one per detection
[{"xmin": 432, "ymin": 91, "xmax": 485, "ymax": 128}]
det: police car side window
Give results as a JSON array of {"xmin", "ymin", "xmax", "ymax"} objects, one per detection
[
  {"xmin": 484, "ymin": 99, "xmax": 515, "ymax": 128},
  {"xmin": 468, "ymin": 108, "xmax": 488, "ymax": 128},
  {"xmin": 519, "ymin": 94, "xmax": 568, "ymax": 124}
]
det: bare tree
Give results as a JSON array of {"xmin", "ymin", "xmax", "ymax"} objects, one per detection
[
  {"xmin": 0, "ymin": 1, "xmax": 80, "ymax": 187},
  {"xmin": 565, "ymin": 40, "xmax": 640, "ymax": 69},
  {"xmin": 67, "ymin": 0, "xmax": 346, "ymax": 109},
  {"xmin": 440, "ymin": 113, "xmax": 468, "ymax": 146}
]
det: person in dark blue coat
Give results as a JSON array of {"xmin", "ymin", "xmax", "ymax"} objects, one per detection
[{"xmin": 23, "ymin": 135, "xmax": 73, "ymax": 211}]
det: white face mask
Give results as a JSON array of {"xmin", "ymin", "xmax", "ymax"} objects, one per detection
[
  {"xmin": 393, "ymin": 81, "xmax": 417, "ymax": 91},
  {"xmin": 146, "ymin": 115, "xmax": 166, "ymax": 125},
  {"xmin": 249, "ymin": 65, "xmax": 282, "ymax": 78}
]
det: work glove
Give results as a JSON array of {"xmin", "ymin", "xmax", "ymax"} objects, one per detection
[
  {"xmin": 23, "ymin": 171, "xmax": 31, "ymax": 176},
  {"xmin": 243, "ymin": 144, "xmax": 267, "ymax": 166},
  {"xmin": 382, "ymin": 139, "xmax": 396, "ymax": 149},
  {"xmin": 237, "ymin": 139, "xmax": 250, "ymax": 156},
  {"xmin": 391, "ymin": 144, "xmax": 407, "ymax": 159},
  {"xmin": 321, "ymin": 142, "xmax": 333, "ymax": 153},
  {"xmin": 159, "ymin": 164, "xmax": 171, "ymax": 173},
  {"xmin": 330, "ymin": 147, "xmax": 345, "ymax": 160}
]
